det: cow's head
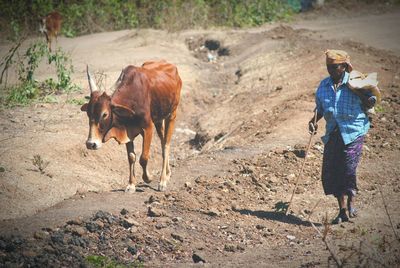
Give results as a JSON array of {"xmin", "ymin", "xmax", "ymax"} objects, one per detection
[{"xmin": 81, "ymin": 66, "xmax": 135, "ymax": 149}]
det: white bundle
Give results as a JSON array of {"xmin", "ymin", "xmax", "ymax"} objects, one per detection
[{"xmin": 348, "ymin": 70, "xmax": 381, "ymax": 103}]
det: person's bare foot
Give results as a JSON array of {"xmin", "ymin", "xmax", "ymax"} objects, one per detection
[
  {"xmin": 347, "ymin": 196, "xmax": 358, "ymax": 218},
  {"xmin": 348, "ymin": 207, "xmax": 358, "ymax": 218},
  {"xmin": 332, "ymin": 208, "xmax": 349, "ymax": 224}
]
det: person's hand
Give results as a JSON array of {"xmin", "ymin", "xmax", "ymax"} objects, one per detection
[
  {"xmin": 308, "ymin": 121, "xmax": 318, "ymax": 135},
  {"xmin": 360, "ymin": 95, "xmax": 377, "ymax": 109},
  {"xmin": 367, "ymin": 96, "xmax": 377, "ymax": 108}
]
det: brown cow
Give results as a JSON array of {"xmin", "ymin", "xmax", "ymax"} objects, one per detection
[
  {"xmin": 39, "ymin": 11, "xmax": 62, "ymax": 52},
  {"xmin": 81, "ymin": 61, "xmax": 182, "ymax": 192}
]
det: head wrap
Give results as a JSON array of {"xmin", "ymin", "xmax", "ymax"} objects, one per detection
[{"xmin": 325, "ymin": 49, "xmax": 353, "ymax": 72}]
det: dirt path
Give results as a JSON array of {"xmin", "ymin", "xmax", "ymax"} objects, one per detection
[
  {"xmin": 293, "ymin": 7, "xmax": 400, "ymax": 56},
  {"xmin": 1, "ymin": 4, "xmax": 399, "ymax": 267}
]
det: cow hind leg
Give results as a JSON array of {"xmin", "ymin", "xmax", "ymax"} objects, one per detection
[
  {"xmin": 45, "ymin": 33, "xmax": 52, "ymax": 52},
  {"xmin": 158, "ymin": 113, "xmax": 176, "ymax": 191},
  {"xmin": 140, "ymin": 124, "xmax": 153, "ymax": 184},
  {"xmin": 125, "ymin": 141, "xmax": 136, "ymax": 193}
]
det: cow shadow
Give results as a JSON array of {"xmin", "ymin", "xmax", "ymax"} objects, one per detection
[
  {"xmin": 234, "ymin": 208, "xmax": 322, "ymax": 227},
  {"xmin": 111, "ymin": 183, "xmax": 157, "ymax": 193}
]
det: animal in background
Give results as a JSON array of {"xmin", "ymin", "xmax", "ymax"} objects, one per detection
[
  {"xmin": 81, "ymin": 61, "xmax": 182, "ymax": 192},
  {"xmin": 39, "ymin": 11, "xmax": 62, "ymax": 52}
]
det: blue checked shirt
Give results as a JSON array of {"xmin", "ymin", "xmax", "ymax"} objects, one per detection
[{"xmin": 315, "ymin": 72, "xmax": 370, "ymax": 145}]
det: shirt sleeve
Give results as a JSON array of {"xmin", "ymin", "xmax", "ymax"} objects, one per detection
[{"xmin": 315, "ymin": 87, "xmax": 324, "ymax": 115}]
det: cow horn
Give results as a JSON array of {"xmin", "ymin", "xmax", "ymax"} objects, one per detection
[
  {"xmin": 110, "ymin": 68, "xmax": 125, "ymax": 92},
  {"xmin": 86, "ymin": 65, "xmax": 99, "ymax": 93}
]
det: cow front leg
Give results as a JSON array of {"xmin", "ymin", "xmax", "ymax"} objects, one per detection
[
  {"xmin": 159, "ymin": 113, "xmax": 176, "ymax": 191},
  {"xmin": 140, "ymin": 125, "xmax": 153, "ymax": 184},
  {"xmin": 125, "ymin": 141, "xmax": 136, "ymax": 193}
]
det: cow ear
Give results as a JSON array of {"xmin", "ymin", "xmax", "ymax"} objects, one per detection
[
  {"xmin": 112, "ymin": 104, "xmax": 135, "ymax": 118},
  {"xmin": 81, "ymin": 103, "xmax": 88, "ymax": 112}
]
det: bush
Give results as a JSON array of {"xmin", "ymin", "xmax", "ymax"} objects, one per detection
[
  {"xmin": 1, "ymin": 40, "xmax": 79, "ymax": 106},
  {"xmin": 0, "ymin": 0, "xmax": 294, "ymax": 38}
]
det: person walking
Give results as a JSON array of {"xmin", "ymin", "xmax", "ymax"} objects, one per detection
[{"xmin": 309, "ymin": 49, "xmax": 377, "ymax": 224}]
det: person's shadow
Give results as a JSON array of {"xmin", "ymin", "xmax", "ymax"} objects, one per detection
[{"xmin": 233, "ymin": 208, "xmax": 322, "ymax": 227}]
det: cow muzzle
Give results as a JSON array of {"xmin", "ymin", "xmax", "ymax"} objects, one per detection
[{"xmin": 86, "ymin": 139, "xmax": 102, "ymax": 150}]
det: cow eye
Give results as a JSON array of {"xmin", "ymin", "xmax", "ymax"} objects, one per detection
[{"xmin": 102, "ymin": 113, "xmax": 108, "ymax": 119}]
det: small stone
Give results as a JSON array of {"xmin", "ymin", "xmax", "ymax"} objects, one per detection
[
  {"xmin": 287, "ymin": 174, "xmax": 296, "ymax": 180},
  {"xmin": 72, "ymin": 227, "xmax": 86, "ymax": 236},
  {"xmin": 381, "ymin": 142, "xmax": 390, "ymax": 148},
  {"xmin": 122, "ymin": 217, "xmax": 141, "ymax": 228},
  {"xmin": 231, "ymin": 204, "xmax": 239, "ymax": 211},
  {"xmin": 256, "ymin": 224, "xmax": 266, "ymax": 230},
  {"xmin": 267, "ymin": 175, "xmax": 279, "ymax": 184},
  {"xmin": 33, "ymin": 230, "xmax": 49, "ymax": 240},
  {"xmin": 172, "ymin": 217, "xmax": 182, "ymax": 222},
  {"xmin": 155, "ymin": 223, "xmax": 166, "ymax": 229},
  {"xmin": 146, "ymin": 195, "xmax": 158, "ymax": 204},
  {"xmin": 237, "ymin": 244, "xmax": 245, "ymax": 251},
  {"xmin": 192, "ymin": 252, "xmax": 206, "ymax": 263},
  {"xmin": 120, "ymin": 208, "xmax": 129, "ymax": 215},
  {"xmin": 224, "ymin": 244, "xmax": 236, "ymax": 252},
  {"xmin": 286, "ymin": 235, "xmax": 296, "ymax": 240},
  {"xmin": 195, "ymin": 175, "xmax": 208, "ymax": 184},
  {"xmin": 67, "ymin": 218, "xmax": 83, "ymax": 225},
  {"xmin": 43, "ymin": 245, "xmax": 55, "ymax": 253},
  {"xmin": 184, "ymin": 182, "xmax": 191, "ymax": 188},
  {"xmin": 171, "ymin": 232, "xmax": 184, "ymax": 242},
  {"xmin": 147, "ymin": 207, "xmax": 164, "ymax": 217},
  {"xmin": 295, "ymin": 187, "xmax": 305, "ymax": 194},
  {"xmin": 363, "ymin": 145, "xmax": 370, "ymax": 152},
  {"xmin": 96, "ymin": 220, "xmax": 104, "ymax": 228},
  {"xmin": 85, "ymin": 222, "xmax": 98, "ymax": 233},
  {"xmin": 127, "ymin": 246, "xmax": 137, "ymax": 255},
  {"xmin": 22, "ymin": 250, "xmax": 37, "ymax": 258},
  {"xmin": 51, "ymin": 232, "xmax": 65, "ymax": 244},
  {"xmin": 302, "ymin": 209, "xmax": 311, "ymax": 215},
  {"xmin": 206, "ymin": 208, "xmax": 221, "ymax": 217}
]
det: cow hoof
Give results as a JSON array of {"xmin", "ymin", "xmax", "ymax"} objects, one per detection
[
  {"xmin": 142, "ymin": 174, "xmax": 152, "ymax": 184},
  {"xmin": 125, "ymin": 184, "xmax": 136, "ymax": 193},
  {"xmin": 158, "ymin": 183, "xmax": 167, "ymax": 192}
]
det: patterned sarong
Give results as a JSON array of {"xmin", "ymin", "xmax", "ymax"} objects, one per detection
[{"xmin": 322, "ymin": 128, "xmax": 364, "ymax": 197}]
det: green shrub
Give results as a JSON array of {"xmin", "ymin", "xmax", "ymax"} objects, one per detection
[
  {"xmin": 66, "ymin": 98, "xmax": 86, "ymax": 105},
  {"xmin": 59, "ymin": 0, "xmax": 139, "ymax": 37},
  {"xmin": 85, "ymin": 255, "xmax": 143, "ymax": 268},
  {"xmin": 1, "ymin": 40, "xmax": 79, "ymax": 106},
  {"xmin": 0, "ymin": 0, "xmax": 294, "ymax": 38}
]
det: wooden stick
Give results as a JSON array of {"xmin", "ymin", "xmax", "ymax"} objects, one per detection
[{"xmin": 285, "ymin": 108, "xmax": 318, "ymax": 215}]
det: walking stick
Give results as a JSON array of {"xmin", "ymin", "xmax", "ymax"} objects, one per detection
[{"xmin": 285, "ymin": 108, "xmax": 318, "ymax": 215}]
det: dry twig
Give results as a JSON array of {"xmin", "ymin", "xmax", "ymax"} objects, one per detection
[
  {"xmin": 377, "ymin": 185, "xmax": 399, "ymax": 242},
  {"xmin": 309, "ymin": 213, "xmax": 343, "ymax": 267},
  {"xmin": 0, "ymin": 36, "xmax": 25, "ymax": 86}
]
